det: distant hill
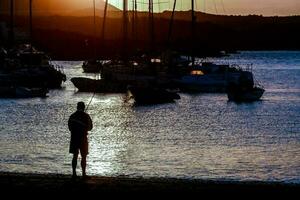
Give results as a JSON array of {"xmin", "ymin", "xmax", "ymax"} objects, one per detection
[
  {"xmin": 1, "ymin": 8, "xmax": 300, "ymax": 59},
  {"xmin": 67, "ymin": 7, "xmax": 120, "ymax": 17},
  {"xmin": 0, "ymin": 0, "xmax": 120, "ymax": 16}
]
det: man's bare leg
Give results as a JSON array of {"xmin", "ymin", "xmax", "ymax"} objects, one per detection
[
  {"xmin": 81, "ymin": 155, "xmax": 87, "ymax": 177},
  {"xmin": 72, "ymin": 152, "xmax": 79, "ymax": 177}
]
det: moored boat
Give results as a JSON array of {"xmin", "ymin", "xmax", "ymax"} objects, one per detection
[
  {"xmin": 226, "ymin": 70, "xmax": 265, "ymax": 102},
  {"xmin": 71, "ymin": 77, "xmax": 127, "ymax": 93},
  {"xmin": 127, "ymin": 85, "xmax": 180, "ymax": 105},
  {"xmin": 174, "ymin": 62, "xmax": 253, "ymax": 93},
  {"xmin": 3, "ymin": 44, "xmax": 66, "ymax": 88},
  {"xmin": 82, "ymin": 60, "xmax": 103, "ymax": 73},
  {"xmin": 227, "ymin": 85, "xmax": 265, "ymax": 102}
]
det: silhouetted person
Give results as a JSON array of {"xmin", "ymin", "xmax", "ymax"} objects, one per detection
[{"xmin": 68, "ymin": 102, "xmax": 93, "ymax": 178}]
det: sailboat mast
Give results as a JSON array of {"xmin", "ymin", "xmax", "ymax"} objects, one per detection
[
  {"xmin": 93, "ymin": 0, "xmax": 97, "ymax": 59},
  {"xmin": 148, "ymin": 0, "xmax": 154, "ymax": 49},
  {"xmin": 131, "ymin": 0, "xmax": 134, "ymax": 39},
  {"xmin": 29, "ymin": 0, "xmax": 33, "ymax": 43},
  {"xmin": 9, "ymin": 0, "xmax": 14, "ymax": 47},
  {"xmin": 134, "ymin": 0, "xmax": 138, "ymax": 41},
  {"xmin": 123, "ymin": 0, "xmax": 128, "ymax": 59},
  {"xmin": 101, "ymin": 0, "xmax": 108, "ymax": 42},
  {"xmin": 167, "ymin": 0, "xmax": 177, "ymax": 45},
  {"xmin": 191, "ymin": 0, "xmax": 195, "ymax": 66}
]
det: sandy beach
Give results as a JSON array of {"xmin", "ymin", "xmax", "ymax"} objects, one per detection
[{"xmin": 0, "ymin": 172, "xmax": 299, "ymax": 197}]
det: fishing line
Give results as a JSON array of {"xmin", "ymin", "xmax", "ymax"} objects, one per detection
[{"xmin": 85, "ymin": 71, "xmax": 101, "ymax": 112}]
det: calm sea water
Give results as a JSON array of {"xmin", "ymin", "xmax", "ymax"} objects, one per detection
[{"xmin": 0, "ymin": 51, "xmax": 299, "ymax": 183}]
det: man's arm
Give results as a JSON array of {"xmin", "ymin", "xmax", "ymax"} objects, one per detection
[
  {"xmin": 68, "ymin": 116, "xmax": 72, "ymax": 132},
  {"xmin": 87, "ymin": 115, "xmax": 93, "ymax": 131}
]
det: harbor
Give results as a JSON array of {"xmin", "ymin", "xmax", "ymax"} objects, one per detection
[
  {"xmin": 0, "ymin": 51, "xmax": 299, "ymax": 183},
  {"xmin": 0, "ymin": 0, "xmax": 299, "ymax": 194}
]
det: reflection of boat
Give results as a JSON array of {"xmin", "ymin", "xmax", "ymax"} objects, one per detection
[
  {"xmin": 82, "ymin": 60, "xmax": 102, "ymax": 73},
  {"xmin": 15, "ymin": 87, "xmax": 48, "ymax": 98},
  {"xmin": 0, "ymin": 73, "xmax": 48, "ymax": 98},
  {"xmin": 127, "ymin": 85, "xmax": 180, "ymax": 105},
  {"xmin": 227, "ymin": 86, "xmax": 265, "ymax": 102},
  {"xmin": 0, "ymin": 86, "xmax": 48, "ymax": 98}
]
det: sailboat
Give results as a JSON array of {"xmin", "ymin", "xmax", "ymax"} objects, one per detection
[
  {"xmin": 227, "ymin": 72, "xmax": 265, "ymax": 102},
  {"xmin": 81, "ymin": 0, "xmax": 104, "ymax": 73},
  {"xmin": 166, "ymin": 0, "xmax": 264, "ymax": 98},
  {"xmin": 71, "ymin": 0, "xmax": 180, "ymax": 104},
  {"xmin": 1, "ymin": 0, "xmax": 66, "ymax": 90}
]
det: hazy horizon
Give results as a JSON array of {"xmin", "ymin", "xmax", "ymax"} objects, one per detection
[{"xmin": 0, "ymin": 0, "xmax": 300, "ymax": 16}]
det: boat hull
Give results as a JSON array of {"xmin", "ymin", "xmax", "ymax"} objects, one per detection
[
  {"xmin": 71, "ymin": 77, "xmax": 127, "ymax": 93},
  {"xmin": 227, "ymin": 87, "xmax": 265, "ymax": 102},
  {"xmin": 82, "ymin": 60, "xmax": 102, "ymax": 73},
  {"xmin": 128, "ymin": 86, "xmax": 180, "ymax": 105}
]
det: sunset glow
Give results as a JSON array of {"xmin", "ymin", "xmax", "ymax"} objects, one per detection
[{"xmin": 0, "ymin": 0, "xmax": 299, "ymax": 16}]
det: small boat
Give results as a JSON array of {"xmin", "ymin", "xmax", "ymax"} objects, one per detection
[
  {"xmin": 71, "ymin": 77, "xmax": 127, "ymax": 93},
  {"xmin": 71, "ymin": 60, "xmax": 160, "ymax": 93},
  {"xmin": 82, "ymin": 60, "xmax": 103, "ymax": 73},
  {"xmin": 227, "ymin": 85, "xmax": 265, "ymax": 102},
  {"xmin": 127, "ymin": 85, "xmax": 180, "ymax": 105},
  {"xmin": 227, "ymin": 68, "xmax": 264, "ymax": 102},
  {"xmin": 175, "ymin": 62, "xmax": 252, "ymax": 93},
  {"xmin": 4, "ymin": 44, "xmax": 66, "ymax": 88}
]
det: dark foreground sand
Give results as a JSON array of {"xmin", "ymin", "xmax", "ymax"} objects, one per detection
[{"xmin": 1, "ymin": 172, "xmax": 299, "ymax": 197}]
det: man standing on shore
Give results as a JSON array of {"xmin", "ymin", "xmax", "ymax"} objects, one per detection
[{"xmin": 68, "ymin": 102, "xmax": 93, "ymax": 178}]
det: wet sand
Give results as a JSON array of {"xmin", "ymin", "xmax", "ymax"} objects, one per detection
[{"xmin": 1, "ymin": 172, "xmax": 299, "ymax": 197}]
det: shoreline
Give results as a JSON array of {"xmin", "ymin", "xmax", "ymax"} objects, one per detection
[{"xmin": 1, "ymin": 172, "xmax": 299, "ymax": 196}]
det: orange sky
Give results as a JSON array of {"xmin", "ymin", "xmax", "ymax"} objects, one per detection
[
  {"xmin": 1, "ymin": 0, "xmax": 300, "ymax": 16},
  {"xmin": 53, "ymin": 0, "xmax": 300, "ymax": 16}
]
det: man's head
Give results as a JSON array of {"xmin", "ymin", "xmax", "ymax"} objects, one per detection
[{"xmin": 77, "ymin": 101, "xmax": 85, "ymax": 111}]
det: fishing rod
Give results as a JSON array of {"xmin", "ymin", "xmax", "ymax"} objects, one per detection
[{"xmin": 85, "ymin": 90, "xmax": 96, "ymax": 112}]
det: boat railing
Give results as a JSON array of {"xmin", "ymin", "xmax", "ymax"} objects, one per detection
[
  {"xmin": 229, "ymin": 63, "xmax": 253, "ymax": 72},
  {"xmin": 198, "ymin": 59, "xmax": 253, "ymax": 73},
  {"xmin": 53, "ymin": 63, "xmax": 65, "ymax": 75},
  {"xmin": 253, "ymin": 76, "xmax": 264, "ymax": 89}
]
